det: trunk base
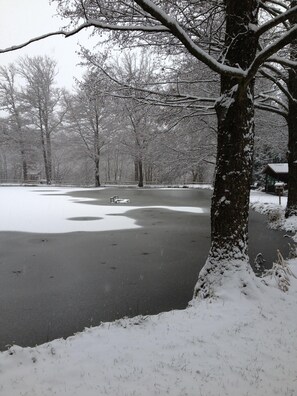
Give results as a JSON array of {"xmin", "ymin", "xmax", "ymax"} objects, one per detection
[
  {"xmin": 285, "ymin": 205, "xmax": 297, "ymax": 218},
  {"xmin": 193, "ymin": 257, "xmax": 257, "ymax": 300}
]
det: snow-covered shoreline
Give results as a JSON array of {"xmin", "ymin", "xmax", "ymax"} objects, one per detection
[
  {"xmin": 1, "ymin": 268, "xmax": 296, "ymax": 396},
  {"xmin": 250, "ymin": 190, "xmax": 297, "ymax": 242},
  {"xmin": 0, "ymin": 188, "xmax": 297, "ymax": 396}
]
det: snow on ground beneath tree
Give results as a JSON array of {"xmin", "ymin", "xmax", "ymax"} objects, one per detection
[
  {"xmin": 0, "ymin": 186, "xmax": 205, "ymax": 233},
  {"xmin": 250, "ymin": 190, "xmax": 297, "ymax": 241},
  {"xmin": 0, "ymin": 187, "xmax": 297, "ymax": 395},
  {"xmin": 0, "ymin": 265, "xmax": 297, "ymax": 396}
]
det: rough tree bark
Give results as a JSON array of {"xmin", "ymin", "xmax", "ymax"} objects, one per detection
[
  {"xmin": 20, "ymin": 146, "xmax": 28, "ymax": 182},
  {"xmin": 94, "ymin": 112, "xmax": 101, "ymax": 187},
  {"xmin": 15, "ymin": 113, "xmax": 28, "ymax": 182},
  {"xmin": 138, "ymin": 158, "xmax": 144, "ymax": 187},
  {"xmin": 39, "ymin": 107, "xmax": 52, "ymax": 185},
  {"xmin": 12, "ymin": 103, "xmax": 28, "ymax": 182},
  {"xmin": 194, "ymin": 0, "xmax": 259, "ymax": 298},
  {"xmin": 45, "ymin": 129, "xmax": 52, "ymax": 184},
  {"xmin": 94, "ymin": 156, "xmax": 100, "ymax": 186},
  {"xmin": 134, "ymin": 159, "xmax": 139, "ymax": 182},
  {"xmin": 286, "ymin": 0, "xmax": 297, "ymax": 217},
  {"xmin": 40, "ymin": 123, "xmax": 50, "ymax": 185}
]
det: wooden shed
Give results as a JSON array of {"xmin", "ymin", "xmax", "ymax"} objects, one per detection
[{"xmin": 262, "ymin": 163, "xmax": 288, "ymax": 193}]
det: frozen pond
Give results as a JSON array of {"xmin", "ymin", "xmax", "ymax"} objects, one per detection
[{"xmin": 0, "ymin": 187, "xmax": 290, "ymax": 349}]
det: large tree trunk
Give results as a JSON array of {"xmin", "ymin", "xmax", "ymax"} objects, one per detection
[
  {"xmin": 46, "ymin": 132, "xmax": 52, "ymax": 184},
  {"xmin": 134, "ymin": 159, "xmax": 139, "ymax": 181},
  {"xmin": 39, "ymin": 109, "xmax": 51, "ymax": 185},
  {"xmin": 94, "ymin": 118, "xmax": 101, "ymax": 187},
  {"xmin": 40, "ymin": 127, "xmax": 50, "ymax": 185},
  {"xmin": 286, "ymin": 0, "xmax": 297, "ymax": 218},
  {"xmin": 192, "ymin": 170, "xmax": 198, "ymax": 183},
  {"xmin": 106, "ymin": 151, "xmax": 111, "ymax": 182},
  {"xmin": 94, "ymin": 156, "xmax": 100, "ymax": 187},
  {"xmin": 18, "ymin": 124, "xmax": 28, "ymax": 182},
  {"xmin": 20, "ymin": 148, "xmax": 28, "ymax": 182},
  {"xmin": 286, "ymin": 83, "xmax": 297, "ymax": 217},
  {"xmin": 16, "ymin": 119, "xmax": 28, "ymax": 182},
  {"xmin": 145, "ymin": 164, "xmax": 153, "ymax": 183},
  {"xmin": 0, "ymin": 152, "xmax": 8, "ymax": 181},
  {"xmin": 194, "ymin": 0, "xmax": 259, "ymax": 298},
  {"xmin": 138, "ymin": 159, "xmax": 144, "ymax": 187}
]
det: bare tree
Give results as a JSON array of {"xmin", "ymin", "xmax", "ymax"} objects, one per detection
[
  {"xmin": 0, "ymin": 64, "xmax": 29, "ymax": 181},
  {"xmin": 18, "ymin": 56, "xmax": 62, "ymax": 184},
  {"xmin": 65, "ymin": 71, "xmax": 113, "ymax": 186},
  {"xmin": 85, "ymin": 50, "xmax": 163, "ymax": 187}
]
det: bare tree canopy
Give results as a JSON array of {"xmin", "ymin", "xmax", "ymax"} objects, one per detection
[{"xmin": 0, "ymin": 1, "xmax": 296, "ymax": 80}]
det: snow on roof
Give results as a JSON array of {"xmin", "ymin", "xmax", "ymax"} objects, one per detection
[{"xmin": 267, "ymin": 163, "xmax": 288, "ymax": 174}]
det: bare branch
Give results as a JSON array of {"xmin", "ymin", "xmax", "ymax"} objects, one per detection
[
  {"xmin": 264, "ymin": 0, "xmax": 289, "ymax": 10},
  {"xmin": 246, "ymin": 24, "xmax": 297, "ymax": 83},
  {"xmin": 133, "ymin": 0, "xmax": 245, "ymax": 79},
  {"xmin": 266, "ymin": 55, "xmax": 297, "ymax": 68},
  {"xmin": 257, "ymin": 92, "xmax": 288, "ymax": 111},
  {"xmin": 259, "ymin": 67, "xmax": 293, "ymax": 102},
  {"xmin": 255, "ymin": 102, "xmax": 288, "ymax": 118},
  {"xmin": 1, "ymin": 0, "xmax": 295, "ymax": 88},
  {"xmin": 85, "ymin": 55, "xmax": 216, "ymax": 109},
  {"xmin": 257, "ymin": 2, "xmax": 294, "ymax": 36},
  {"xmin": 262, "ymin": 62, "xmax": 287, "ymax": 79},
  {"xmin": 0, "ymin": 21, "xmax": 169, "ymax": 54}
]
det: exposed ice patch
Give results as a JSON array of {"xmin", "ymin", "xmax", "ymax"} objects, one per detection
[{"xmin": 0, "ymin": 187, "xmax": 205, "ymax": 233}]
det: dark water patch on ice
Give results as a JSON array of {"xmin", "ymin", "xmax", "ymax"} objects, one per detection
[
  {"xmin": 67, "ymin": 217, "xmax": 102, "ymax": 221},
  {"xmin": 107, "ymin": 213, "xmax": 125, "ymax": 216},
  {"xmin": 39, "ymin": 193, "xmax": 66, "ymax": 196},
  {"xmin": 30, "ymin": 190, "xmax": 61, "ymax": 193}
]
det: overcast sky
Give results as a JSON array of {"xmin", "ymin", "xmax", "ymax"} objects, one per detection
[{"xmin": 0, "ymin": 0, "xmax": 99, "ymax": 90}]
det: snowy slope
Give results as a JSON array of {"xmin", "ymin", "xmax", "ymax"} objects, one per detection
[{"xmin": 0, "ymin": 272, "xmax": 296, "ymax": 396}]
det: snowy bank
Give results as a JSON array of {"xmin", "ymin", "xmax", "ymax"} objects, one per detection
[
  {"xmin": 1, "ymin": 269, "xmax": 297, "ymax": 396},
  {"xmin": 250, "ymin": 190, "xmax": 297, "ymax": 242}
]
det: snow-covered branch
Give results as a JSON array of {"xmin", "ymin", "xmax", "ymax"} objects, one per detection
[
  {"xmin": 257, "ymin": 92, "xmax": 288, "ymax": 111},
  {"xmin": 0, "ymin": 20, "xmax": 169, "ymax": 54},
  {"xmin": 256, "ymin": 4, "xmax": 297, "ymax": 37},
  {"xmin": 266, "ymin": 55, "xmax": 297, "ymax": 68},
  {"xmin": 133, "ymin": 0, "xmax": 245, "ymax": 79},
  {"xmin": 255, "ymin": 102, "xmax": 288, "ymax": 118},
  {"xmin": 264, "ymin": 0, "xmax": 289, "ymax": 10},
  {"xmin": 84, "ymin": 55, "xmax": 216, "ymax": 110},
  {"xmin": 260, "ymin": 67, "xmax": 293, "ymax": 102},
  {"xmin": 246, "ymin": 24, "xmax": 297, "ymax": 83}
]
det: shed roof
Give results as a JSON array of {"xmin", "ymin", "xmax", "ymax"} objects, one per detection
[{"xmin": 265, "ymin": 163, "xmax": 288, "ymax": 174}]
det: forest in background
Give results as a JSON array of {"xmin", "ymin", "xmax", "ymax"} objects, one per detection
[{"xmin": 0, "ymin": 49, "xmax": 286, "ymax": 187}]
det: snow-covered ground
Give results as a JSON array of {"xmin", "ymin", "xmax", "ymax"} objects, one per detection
[
  {"xmin": 251, "ymin": 190, "xmax": 297, "ymax": 241},
  {"xmin": 0, "ymin": 187, "xmax": 297, "ymax": 396}
]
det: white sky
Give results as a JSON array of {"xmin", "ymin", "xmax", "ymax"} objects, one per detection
[{"xmin": 0, "ymin": 0, "xmax": 100, "ymax": 90}]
